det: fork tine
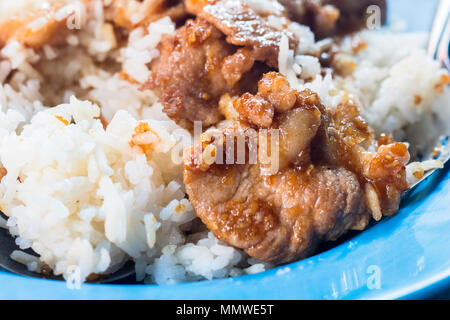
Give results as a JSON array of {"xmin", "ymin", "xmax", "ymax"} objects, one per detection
[
  {"xmin": 437, "ymin": 15, "xmax": 450, "ymax": 70},
  {"xmin": 427, "ymin": 0, "xmax": 450, "ymax": 59}
]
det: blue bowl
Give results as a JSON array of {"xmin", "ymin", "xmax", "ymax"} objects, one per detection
[{"xmin": 1, "ymin": 0, "xmax": 448, "ymax": 300}]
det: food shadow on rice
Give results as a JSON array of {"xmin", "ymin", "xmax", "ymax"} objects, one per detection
[{"xmin": 0, "ymin": 211, "xmax": 136, "ymax": 283}]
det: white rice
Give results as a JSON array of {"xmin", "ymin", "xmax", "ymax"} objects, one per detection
[
  {"xmin": 0, "ymin": 97, "xmax": 184, "ymax": 283},
  {"xmin": 335, "ymin": 31, "xmax": 450, "ymax": 177},
  {"xmin": 0, "ymin": 96, "xmax": 253, "ymax": 287},
  {"xmin": 0, "ymin": 1, "xmax": 263, "ymax": 287},
  {"xmin": 336, "ymin": 31, "xmax": 450, "ymax": 140},
  {"xmin": 278, "ymin": 26, "xmax": 450, "ymax": 181},
  {"xmin": 147, "ymin": 231, "xmax": 267, "ymax": 284},
  {"xmin": 406, "ymin": 160, "xmax": 444, "ymax": 185}
]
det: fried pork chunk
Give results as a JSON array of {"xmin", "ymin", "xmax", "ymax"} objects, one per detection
[
  {"xmin": 144, "ymin": 13, "xmax": 284, "ymax": 127},
  {"xmin": 183, "ymin": 73, "xmax": 409, "ymax": 264},
  {"xmin": 147, "ymin": 0, "xmax": 297, "ymax": 127},
  {"xmin": 187, "ymin": 0, "xmax": 386, "ymax": 38},
  {"xmin": 148, "ymin": 0, "xmax": 386, "ymax": 128},
  {"xmin": 195, "ymin": 0, "xmax": 293, "ymax": 68},
  {"xmin": 144, "ymin": 18, "xmax": 237, "ymax": 128}
]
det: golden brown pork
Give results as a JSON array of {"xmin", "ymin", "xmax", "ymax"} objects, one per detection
[
  {"xmin": 148, "ymin": 0, "xmax": 386, "ymax": 128},
  {"xmin": 183, "ymin": 72, "xmax": 409, "ymax": 264},
  {"xmin": 144, "ymin": 9, "xmax": 286, "ymax": 128}
]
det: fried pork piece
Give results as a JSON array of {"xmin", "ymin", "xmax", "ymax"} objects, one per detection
[
  {"xmin": 183, "ymin": 72, "xmax": 409, "ymax": 264},
  {"xmin": 279, "ymin": 0, "xmax": 386, "ymax": 38},
  {"xmin": 196, "ymin": 0, "xmax": 292, "ymax": 68},
  {"xmin": 0, "ymin": 0, "xmax": 91, "ymax": 48},
  {"xmin": 145, "ymin": 15, "xmax": 277, "ymax": 127},
  {"xmin": 144, "ymin": 18, "xmax": 237, "ymax": 128},
  {"xmin": 187, "ymin": 0, "xmax": 297, "ymax": 69},
  {"xmin": 312, "ymin": 100, "xmax": 410, "ymax": 220},
  {"xmin": 148, "ymin": 0, "xmax": 296, "ymax": 127}
]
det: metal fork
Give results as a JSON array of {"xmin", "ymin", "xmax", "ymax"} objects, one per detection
[
  {"xmin": 428, "ymin": 0, "xmax": 450, "ymax": 70},
  {"xmin": 409, "ymin": 0, "xmax": 450, "ymax": 190}
]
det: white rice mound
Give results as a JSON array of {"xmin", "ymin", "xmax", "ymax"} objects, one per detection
[
  {"xmin": 0, "ymin": 96, "xmax": 264, "ymax": 287},
  {"xmin": 0, "ymin": 0, "xmax": 448, "ymax": 288},
  {"xmin": 336, "ymin": 31, "xmax": 450, "ymax": 149},
  {"xmin": 0, "ymin": 97, "xmax": 185, "ymax": 286},
  {"xmin": 278, "ymin": 26, "xmax": 449, "ymax": 180},
  {"xmin": 0, "ymin": 1, "xmax": 268, "ymax": 287},
  {"xmin": 335, "ymin": 31, "xmax": 450, "ymax": 178}
]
